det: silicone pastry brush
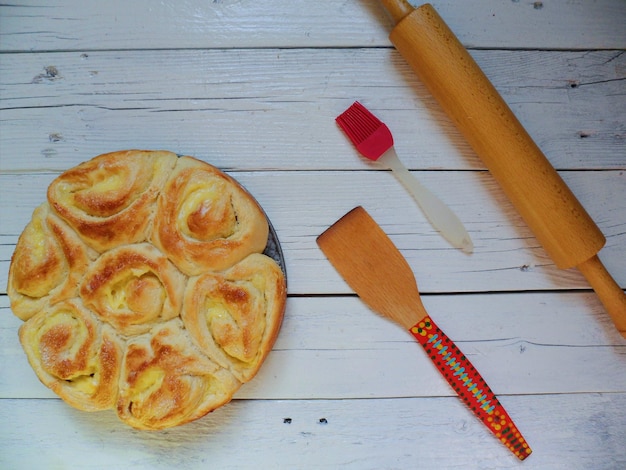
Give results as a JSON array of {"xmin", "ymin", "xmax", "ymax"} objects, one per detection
[
  {"xmin": 317, "ymin": 206, "xmax": 532, "ymax": 460},
  {"xmin": 336, "ymin": 101, "xmax": 473, "ymax": 254}
]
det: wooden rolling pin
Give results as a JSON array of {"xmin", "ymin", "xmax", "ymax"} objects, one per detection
[{"xmin": 380, "ymin": 0, "xmax": 626, "ymax": 337}]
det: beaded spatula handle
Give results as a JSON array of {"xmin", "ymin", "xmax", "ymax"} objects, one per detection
[{"xmin": 410, "ymin": 316, "xmax": 532, "ymax": 460}]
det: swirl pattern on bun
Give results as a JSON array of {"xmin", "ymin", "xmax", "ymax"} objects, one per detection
[
  {"xmin": 182, "ymin": 253, "xmax": 286, "ymax": 382},
  {"xmin": 7, "ymin": 150, "xmax": 286, "ymax": 430},
  {"xmin": 18, "ymin": 299, "xmax": 124, "ymax": 411},
  {"xmin": 116, "ymin": 319, "xmax": 240, "ymax": 430},
  {"xmin": 8, "ymin": 203, "xmax": 96, "ymax": 321},
  {"xmin": 80, "ymin": 243, "xmax": 186, "ymax": 336},
  {"xmin": 47, "ymin": 150, "xmax": 177, "ymax": 252},
  {"xmin": 151, "ymin": 156, "xmax": 269, "ymax": 276}
]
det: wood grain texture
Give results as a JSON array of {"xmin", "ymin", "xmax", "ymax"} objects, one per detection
[
  {"xmin": 317, "ymin": 206, "xmax": 428, "ymax": 329},
  {"xmin": 3, "ymin": 293, "xmax": 625, "ymax": 400},
  {"xmin": 2, "ymin": 170, "xmax": 623, "ymax": 295},
  {"xmin": 1, "ymin": 0, "xmax": 625, "ymax": 51},
  {"xmin": 1, "ymin": 394, "xmax": 625, "ymax": 469},
  {"xmin": 1, "ymin": 0, "xmax": 625, "ymax": 467},
  {"xmin": 1, "ymin": 49, "xmax": 624, "ymax": 172}
]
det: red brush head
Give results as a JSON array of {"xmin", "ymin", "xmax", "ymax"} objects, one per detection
[{"xmin": 336, "ymin": 101, "xmax": 394, "ymax": 161}]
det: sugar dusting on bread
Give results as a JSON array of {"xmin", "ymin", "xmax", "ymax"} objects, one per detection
[{"xmin": 8, "ymin": 150, "xmax": 286, "ymax": 430}]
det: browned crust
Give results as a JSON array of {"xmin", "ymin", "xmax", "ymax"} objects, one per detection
[
  {"xmin": 8, "ymin": 203, "xmax": 96, "ymax": 321},
  {"xmin": 115, "ymin": 319, "xmax": 240, "ymax": 430},
  {"xmin": 18, "ymin": 299, "xmax": 124, "ymax": 411},
  {"xmin": 80, "ymin": 243, "xmax": 186, "ymax": 336},
  {"xmin": 47, "ymin": 150, "xmax": 177, "ymax": 252},
  {"xmin": 8, "ymin": 150, "xmax": 287, "ymax": 430},
  {"xmin": 150, "ymin": 156, "xmax": 269, "ymax": 276},
  {"xmin": 182, "ymin": 253, "xmax": 287, "ymax": 383}
]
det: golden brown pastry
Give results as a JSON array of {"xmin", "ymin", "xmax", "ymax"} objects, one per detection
[
  {"xmin": 7, "ymin": 203, "xmax": 96, "ymax": 321},
  {"xmin": 19, "ymin": 299, "xmax": 124, "ymax": 411},
  {"xmin": 80, "ymin": 243, "xmax": 186, "ymax": 336},
  {"xmin": 116, "ymin": 319, "xmax": 240, "ymax": 430},
  {"xmin": 47, "ymin": 150, "xmax": 177, "ymax": 252},
  {"xmin": 151, "ymin": 156, "xmax": 269, "ymax": 276},
  {"xmin": 7, "ymin": 150, "xmax": 287, "ymax": 430},
  {"xmin": 182, "ymin": 253, "xmax": 286, "ymax": 382}
]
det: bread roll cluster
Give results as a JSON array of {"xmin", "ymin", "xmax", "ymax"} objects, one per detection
[{"xmin": 7, "ymin": 150, "xmax": 286, "ymax": 430}]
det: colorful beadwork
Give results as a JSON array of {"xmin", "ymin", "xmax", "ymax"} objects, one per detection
[{"xmin": 410, "ymin": 317, "xmax": 532, "ymax": 460}]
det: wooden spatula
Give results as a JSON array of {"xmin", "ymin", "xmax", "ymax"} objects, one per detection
[{"xmin": 317, "ymin": 206, "xmax": 532, "ymax": 460}]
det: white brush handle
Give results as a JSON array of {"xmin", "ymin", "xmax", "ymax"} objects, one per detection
[{"xmin": 378, "ymin": 148, "xmax": 473, "ymax": 253}]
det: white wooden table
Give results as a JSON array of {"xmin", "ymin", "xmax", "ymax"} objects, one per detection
[{"xmin": 1, "ymin": 1, "xmax": 625, "ymax": 468}]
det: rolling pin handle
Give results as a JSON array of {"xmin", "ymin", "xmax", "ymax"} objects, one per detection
[
  {"xmin": 380, "ymin": 0, "xmax": 414, "ymax": 24},
  {"xmin": 577, "ymin": 255, "xmax": 626, "ymax": 339}
]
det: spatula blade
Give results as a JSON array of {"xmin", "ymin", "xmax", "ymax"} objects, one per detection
[{"xmin": 316, "ymin": 206, "xmax": 425, "ymax": 329}]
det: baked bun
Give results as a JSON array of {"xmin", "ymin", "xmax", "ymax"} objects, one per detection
[
  {"xmin": 182, "ymin": 253, "xmax": 286, "ymax": 382},
  {"xmin": 8, "ymin": 203, "xmax": 96, "ymax": 321},
  {"xmin": 47, "ymin": 150, "xmax": 177, "ymax": 252},
  {"xmin": 80, "ymin": 243, "xmax": 186, "ymax": 336},
  {"xmin": 116, "ymin": 319, "xmax": 240, "ymax": 430},
  {"xmin": 7, "ymin": 150, "xmax": 286, "ymax": 430},
  {"xmin": 151, "ymin": 156, "xmax": 269, "ymax": 276},
  {"xmin": 18, "ymin": 299, "xmax": 124, "ymax": 411}
]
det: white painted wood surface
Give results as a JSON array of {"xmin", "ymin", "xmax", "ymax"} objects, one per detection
[
  {"xmin": 1, "ymin": 1, "xmax": 625, "ymax": 468},
  {"xmin": 1, "ymin": 0, "xmax": 625, "ymax": 50}
]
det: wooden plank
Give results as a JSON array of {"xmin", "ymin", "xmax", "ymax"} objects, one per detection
[
  {"xmin": 2, "ymin": 2, "xmax": 624, "ymax": 468},
  {"xmin": 0, "ymin": 0, "xmax": 625, "ymax": 51},
  {"xmin": 3, "ymin": 293, "xmax": 625, "ymax": 400},
  {"xmin": 0, "ymin": 393, "xmax": 624, "ymax": 469},
  {"xmin": 1, "ymin": 49, "xmax": 624, "ymax": 172},
  {"xmin": 1, "ymin": 170, "xmax": 624, "ymax": 295}
]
